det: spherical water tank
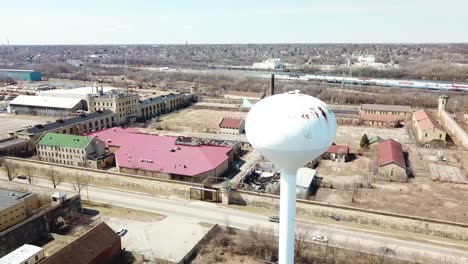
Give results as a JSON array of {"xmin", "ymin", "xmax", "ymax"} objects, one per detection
[{"xmin": 245, "ymin": 90, "xmax": 337, "ymax": 173}]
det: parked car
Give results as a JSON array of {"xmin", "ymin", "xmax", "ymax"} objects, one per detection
[
  {"xmin": 116, "ymin": 227, "xmax": 128, "ymax": 236},
  {"xmin": 268, "ymin": 216, "xmax": 280, "ymax": 223},
  {"xmin": 312, "ymin": 235, "xmax": 328, "ymax": 243},
  {"xmin": 330, "ymin": 215, "xmax": 341, "ymax": 221}
]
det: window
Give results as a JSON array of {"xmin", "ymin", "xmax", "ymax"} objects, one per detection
[
  {"xmin": 425, "ymin": 133, "xmax": 428, "ymax": 137},
  {"xmin": 390, "ymin": 170, "xmax": 394, "ymax": 176},
  {"xmin": 439, "ymin": 134, "xmax": 442, "ymax": 139},
  {"xmin": 35, "ymin": 255, "xmax": 39, "ymax": 261}
]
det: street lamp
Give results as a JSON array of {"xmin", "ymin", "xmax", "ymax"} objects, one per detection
[{"xmin": 245, "ymin": 90, "xmax": 337, "ymax": 264}]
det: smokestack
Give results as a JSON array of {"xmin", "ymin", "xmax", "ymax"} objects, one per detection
[{"xmin": 270, "ymin": 74, "xmax": 275, "ymax": 96}]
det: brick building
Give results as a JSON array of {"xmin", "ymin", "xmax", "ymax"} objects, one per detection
[{"xmin": 378, "ymin": 139, "xmax": 407, "ymax": 182}]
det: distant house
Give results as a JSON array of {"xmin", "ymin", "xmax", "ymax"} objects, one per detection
[
  {"xmin": 412, "ymin": 109, "xmax": 446, "ymax": 144},
  {"xmin": 224, "ymin": 90, "xmax": 265, "ymax": 101},
  {"xmin": 360, "ymin": 104, "xmax": 411, "ymax": 119},
  {"xmin": 324, "ymin": 144, "xmax": 350, "ymax": 162},
  {"xmin": 378, "ymin": 139, "xmax": 407, "ymax": 182},
  {"xmin": 219, "ymin": 117, "xmax": 245, "ymax": 135},
  {"xmin": 40, "ymin": 222, "xmax": 121, "ymax": 264},
  {"xmin": 359, "ymin": 113, "xmax": 398, "ymax": 127},
  {"xmin": 296, "ymin": 168, "xmax": 317, "ymax": 197}
]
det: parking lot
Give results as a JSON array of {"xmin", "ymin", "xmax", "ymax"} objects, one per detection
[{"xmin": 104, "ymin": 215, "xmax": 215, "ymax": 263}]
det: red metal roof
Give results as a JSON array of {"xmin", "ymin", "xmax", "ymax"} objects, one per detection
[
  {"xmin": 219, "ymin": 117, "xmax": 243, "ymax": 129},
  {"xmin": 360, "ymin": 113, "xmax": 397, "ymax": 122},
  {"xmin": 378, "ymin": 139, "xmax": 406, "ymax": 169},
  {"xmin": 413, "ymin": 109, "xmax": 442, "ymax": 131},
  {"xmin": 88, "ymin": 128, "xmax": 231, "ymax": 177},
  {"xmin": 326, "ymin": 144, "xmax": 349, "ymax": 155}
]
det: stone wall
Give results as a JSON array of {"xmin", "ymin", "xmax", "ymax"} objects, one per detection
[{"xmin": 440, "ymin": 110, "xmax": 468, "ymax": 150}]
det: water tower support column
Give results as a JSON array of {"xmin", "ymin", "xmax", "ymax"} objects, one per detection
[{"xmin": 279, "ymin": 172, "xmax": 296, "ymax": 264}]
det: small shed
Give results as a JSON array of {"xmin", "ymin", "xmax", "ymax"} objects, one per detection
[
  {"xmin": 324, "ymin": 144, "xmax": 350, "ymax": 162},
  {"xmin": 296, "ymin": 168, "xmax": 317, "ymax": 197}
]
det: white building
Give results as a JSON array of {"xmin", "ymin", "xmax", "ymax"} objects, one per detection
[
  {"xmin": 0, "ymin": 244, "xmax": 44, "ymax": 264},
  {"xmin": 253, "ymin": 58, "xmax": 285, "ymax": 69},
  {"xmin": 296, "ymin": 168, "xmax": 317, "ymax": 197},
  {"xmin": 8, "ymin": 95, "xmax": 84, "ymax": 117},
  {"xmin": 38, "ymin": 86, "xmax": 117, "ymax": 100}
]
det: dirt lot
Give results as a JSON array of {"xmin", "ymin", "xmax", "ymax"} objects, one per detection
[
  {"xmin": 335, "ymin": 125, "xmax": 413, "ymax": 148},
  {"xmin": 316, "ymin": 158, "xmax": 373, "ymax": 189},
  {"xmin": 154, "ymin": 108, "xmax": 246, "ymax": 133}
]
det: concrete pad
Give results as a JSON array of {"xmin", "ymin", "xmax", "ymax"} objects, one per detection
[{"xmin": 105, "ymin": 215, "xmax": 215, "ymax": 263}]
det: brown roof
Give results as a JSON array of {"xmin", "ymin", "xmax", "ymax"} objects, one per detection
[
  {"xmin": 226, "ymin": 90, "xmax": 264, "ymax": 98},
  {"xmin": 219, "ymin": 117, "xmax": 243, "ymax": 129},
  {"xmin": 361, "ymin": 104, "xmax": 411, "ymax": 113},
  {"xmin": 413, "ymin": 109, "xmax": 443, "ymax": 131},
  {"xmin": 326, "ymin": 144, "xmax": 350, "ymax": 155},
  {"xmin": 360, "ymin": 113, "xmax": 397, "ymax": 122},
  {"xmin": 40, "ymin": 222, "xmax": 121, "ymax": 264},
  {"xmin": 378, "ymin": 139, "xmax": 406, "ymax": 169}
]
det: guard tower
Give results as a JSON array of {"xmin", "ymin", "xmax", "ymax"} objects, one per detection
[{"xmin": 438, "ymin": 95, "xmax": 448, "ymax": 117}]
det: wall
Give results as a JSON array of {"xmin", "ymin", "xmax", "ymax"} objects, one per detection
[
  {"xmin": 4, "ymin": 157, "xmax": 468, "ymax": 242},
  {"xmin": 439, "ymin": 110, "xmax": 468, "ymax": 150},
  {"xmin": 230, "ymin": 190, "xmax": 468, "ymax": 241},
  {"xmin": 378, "ymin": 163, "xmax": 407, "ymax": 182}
]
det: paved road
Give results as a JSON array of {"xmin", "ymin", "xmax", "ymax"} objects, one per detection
[{"xmin": 3, "ymin": 176, "xmax": 468, "ymax": 263}]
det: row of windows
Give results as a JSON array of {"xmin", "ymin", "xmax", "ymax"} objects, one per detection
[
  {"xmin": 38, "ymin": 150, "xmax": 84, "ymax": 159},
  {"xmin": 38, "ymin": 146, "xmax": 85, "ymax": 154},
  {"xmin": 41, "ymin": 157, "xmax": 82, "ymax": 165}
]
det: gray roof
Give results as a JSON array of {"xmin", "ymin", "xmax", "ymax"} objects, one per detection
[
  {"xmin": 0, "ymin": 188, "xmax": 29, "ymax": 210},
  {"xmin": 361, "ymin": 104, "xmax": 411, "ymax": 113},
  {"xmin": 10, "ymin": 95, "xmax": 83, "ymax": 109},
  {"xmin": 139, "ymin": 93, "xmax": 181, "ymax": 106},
  {"xmin": 18, "ymin": 110, "xmax": 113, "ymax": 136},
  {"xmin": 0, "ymin": 137, "xmax": 29, "ymax": 150}
]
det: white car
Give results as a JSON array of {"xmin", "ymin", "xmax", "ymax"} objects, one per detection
[
  {"xmin": 116, "ymin": 227, "xmax": 128, "ymax": 236},
  {"xmin": 312, "ymin": 235, "xmax": 328, "ymax": 243}
]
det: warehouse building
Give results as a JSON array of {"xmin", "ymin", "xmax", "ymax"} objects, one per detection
[
  {"xmin": 224, "ymin": 90, "xmax": 265, "ymax": 101},
  {"xmin": 88, "ymin": 127, "xmax": 232, "ymax": 183},
  {"xmin": 8, "ymin": 95, "xmax": 84, "ymax": 117},
  {"xmin": 38, "ymin": 86, "xmax": 117, "ymax": 100},
  {"xmin": 0, "ymin": 188, "xmax": 39, "ymax": 232},
  {"xmin": 219, "ymin": 117, "xmax": 245, "ymax": 135},
  {"xmin": 0, "ymin": 69, "xmax": 42, "ymax": 82},
  {"xmin": 40, "ymin": 222, "xmax": 121, "ymax": 264},
  {"xmin": 412, "ymin": 109, "xmax": 446, "ymax": 144},
  {"xmin": 360, "ymin": 104, "xmax": 411, "ymax": 119},
  {"xmin": 16, "ymin": 110, "xmax": 115, "ymax": 152},
  {"xmin": 378, "ymin": 139, "xmax": 407, "ymax": 182},
  {"xmin": 359, "ymin": 113, "xmax": 398, "ymax": 127},
  {"xmin": 36, "ymin": 132, "xmax": 110, "ymax": 168}
]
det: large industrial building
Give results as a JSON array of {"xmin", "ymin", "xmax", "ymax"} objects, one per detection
[
  {"xmin": 36, "ymin": 132, "xmax": 110, "ymax": 168},
  {"xmin": 8, "ymin": 95, "xmax": 84, "ymax": 117},
  {"xmin": 0, "ymin": 188, "xmax": 39, "ymax": 232},
  {"xmin": 412, "ymin": 109, "xmax": 446, "ymax": 144},
  {"xmin": 16, "ymin": 110, "xmax": 115, "ymax": 143},
  {"xmin": 88, "ymin": 127, "xmax": 233, "ymax": 183},
  {"xmin": 378, "ymin": 139, "xmax": 407, "ymax": 182},
  {"xmin": 38, "ymin": 86, "xmax": 116, "ymax": 100},
  {"xmin": 0, "ymin": 69, "xmax": 42, "ymax": 81}
]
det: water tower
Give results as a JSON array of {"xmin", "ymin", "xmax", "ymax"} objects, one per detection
[{"xmin": 246, "ymin": 90, "xmax": 337, "ymax": 264}]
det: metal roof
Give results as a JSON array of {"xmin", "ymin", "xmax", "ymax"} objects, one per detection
[
  {"xmin": 296, "ymin": 168, "xmax": 317, "ymax": 188},
  {"xmin": 39, "ymin": 86, "xmax": 117, "ymax": 98},
  {"xmin": 219, "ymin": 117, "xmax": 243, "ymax": 129},
  {"xmin": 360, "ymin": 113, "xmax": 397, "ymax": 122},
  {"xmin": 361, "ymin": 104, "xmax": 411, "ymax": 113},
  {"xmin": 0, "ymin": 137, "xmax": 28, "ymax": 150},
  {"xmin": 9, "ymin": 95, "xmax": 82, "ymax": 109},
  {"xmin": 37, "ymin": 132, "xmax": 93, "ymax": 149},
  {"xmin": 413, "ymin": 109, "xmax": 443, "ymax": 131},
  {"xmin": 88, "ymin": 127, "xmax": 232, "ymax": 177},
  {"xmin": 378, "ymin": 139, "xmax": 406, "ymax": 169},
  {"xmin": 0, "ymin": 244, "xmax": 43, "ymax": 264},
  {"xmin": 326, "ymin": 144, "xmax": 349, "ymax": 155},
  {"xmin": 19, "ymin": 110, "xmax": 113, "ymax": 136}
]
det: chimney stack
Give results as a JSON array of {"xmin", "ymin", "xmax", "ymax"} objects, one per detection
[{"xmin": 270, "ymin": 74, "xmax": 275, "ymax": 96}]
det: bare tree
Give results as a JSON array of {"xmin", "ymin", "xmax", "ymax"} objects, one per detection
[
  {"xmin": 46, "ymin": 167, "xmax": 62, "ymax": 188},
  {"xmin": 295, "ymin": 224, "xmax": 313, "ymax": 264},
  {"xmin": 1, "ymin": 161, "xmax": 18, "ymax": 181},
  {"xmin": 24, "ymin": 165, "xmax": 35, "ymax": 184},
  {"xmin": 72, "ymin": 174, "xmax": 89, "ymax": 196}
]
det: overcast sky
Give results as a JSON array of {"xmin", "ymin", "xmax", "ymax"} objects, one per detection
[{"xmin": 1, "ymin": 0, "xmax": 467, "ymax": 45}]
